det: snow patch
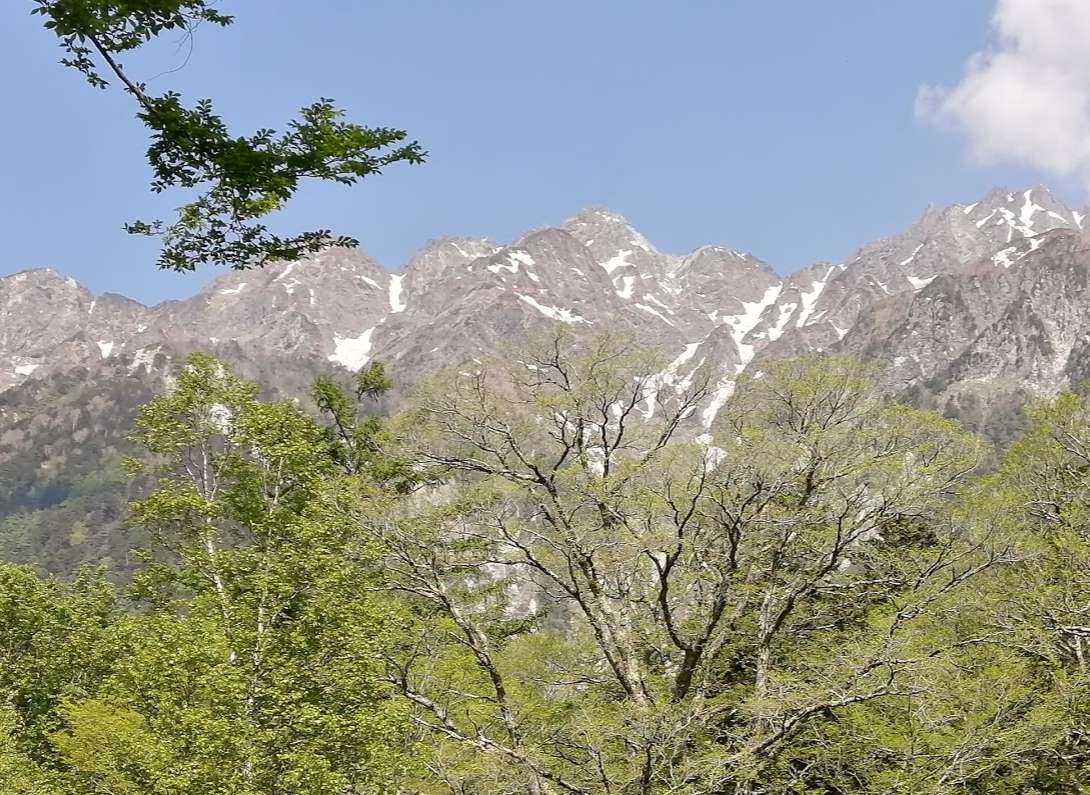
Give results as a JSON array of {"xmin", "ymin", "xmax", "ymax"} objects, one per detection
[
  {"xmin": 219, "ymin": 283, "xmax": 246, "ymax": 295},
  {"xmin": 992, "ymin": 247, "xmax": 1019, "ymax": 268},
  {"xmin": 900, "ymin": 244, "xmax": 924, "ymax": 267},
  {"xmin": 361, "ymin": 276, "xmax": 381, "ymax": 289},
  {"xmin": 519, "ymin": 295, "xmax": 586, "ymax": 324},
  {"xmin": 616, "ymin": 275, "xmax": 636, "ymax": 299},
  {"xmin": 1075, "ymin": 211, "xmax": 1086, "ymax": 229},
  {"xmin": 128, "ymin": 348, "xmax": 163, "ymax": 373},
  {"xmin": 635, "ymin": 303, "xmax": 675, "ymax": 326},
  {"xmin": 489, "ymin": 252, "xmax": 532, "ymax": 275},
  {"xmin": 766, "ymin": 302, "xmax": 797, "ymax": 342},
  {"xmin": 796, "ymin": 267, "xmax": 836, "ymax": 327},
  {"xmin": 389, "ymin": 274, "xmax": 406, "ymax": 313},
  {"xmin": 97, "ymin": 341, "xmax": 115, "ymax": 358},
  {"xmin": 641, "ymin": 343, "xmax": 702, "ymax": 419},
  {"xmin": 907, "ymin": 274, "xmax": 937, "ymax": 291},
  {"xmin": 673, "ymin": 343, "xmax": 700, "ymax": 369},
  {"xmin": 701, "ymin": 377, "xmax": 736, "ymax": 428},
  {"xmin": 643, "ymin": 294, "xmax": 674, "ymax": 313},
  {"xmin": 1019, "ymin": 190, "xmax": 1044, "ymax": 231},
  {"xmin": 328, "ymin": 328, "xmax": 375, "ymax": 370},
  {"xmin": 963, "ymin": 202, "xmax": 979, "ymax": 214},
  {"xmin": 602, "ymin": 250, "xmax": 634, "ymax": 274},
  {"xmin": 721, "ymin": 283, "xmax": 782, "ymax": 363},
  {"xmin": 657, "ymin": 277, "xmax": 684, "ymax": 297},
  {"xmin": 14, "ymin": 364, "xmax": 38, "ymax": 376}
]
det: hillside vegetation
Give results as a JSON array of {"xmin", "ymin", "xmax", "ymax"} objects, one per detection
[{"xmin": 3, "ymin": 332, "xmax": 1090, "ymax": 793}]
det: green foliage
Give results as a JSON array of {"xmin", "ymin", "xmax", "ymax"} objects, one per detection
[
  {"xmin": 902, "ymin": 381, "xmax": 1032, "ymax": 454},
  {"xmin": 31, "ymin": 0, "xmax": 425, "ymax": 271},
  {"xmin": 0, "ymin": 707, "xmax": 60, "ymax": 795},
  {"xmin": 99, "ymin": 353, "xmax": 412, "ymax": 791},
  {"xmin": 10, "ymin": 339, "xmax": 1090, "ymax": 792},
  {"xmin": 0, "ymin": 354, "xmax": 413, "ymax": 793},
  {"xmin": 371, "ymin": 340, "xmax": 1010, "ymax": 793},
  {"xmin": 0, "ymin": 565, "xmax": 119, "ymax": 760},
  {"xmin": 0, "ymin": 346, "xmax": 348, "ymax": 580},
  {"xmin": 312, "ymin": 362, "xmax": 417, "ymax": 487}
]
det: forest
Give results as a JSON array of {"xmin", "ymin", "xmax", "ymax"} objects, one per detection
[{"xmin": 3, "ymin": 331, "xmax": 1090, "ymax": 794}]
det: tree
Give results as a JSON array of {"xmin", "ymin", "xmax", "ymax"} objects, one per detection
[
  {"xmin": 0, "ymin": 706, "xmax": 60, "ymax": 795},
  {"xmin": 955, "ymin": 387, "xmax": 1090, "ymax": 791},
  {"xmin": 44, "ymin": 354, "xmax": 412, "ymax": 793},
  {"xmin": 355, "ymin": 332, "xmax": 1009, "ymax": 794},
  {"xmin": 0, "ymin": 565, "xmax": 118, "ymax": 764},
  {"xmin": 31, "ymin": 1, "xmax": 425, "ymax": 272}
]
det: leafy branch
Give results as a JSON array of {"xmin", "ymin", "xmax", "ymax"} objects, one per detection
[{"xmin": 32, "ymin": 0, "xmax": 426, "ymax": 271}]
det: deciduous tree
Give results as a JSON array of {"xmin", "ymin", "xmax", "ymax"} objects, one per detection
[
  {"xmin": 359, "ymin": 333, "xmax": 1008, "ymax": 794},
  {"xmin": 47, "ymin": 354, "xmax": 412, "ymax": 793}
]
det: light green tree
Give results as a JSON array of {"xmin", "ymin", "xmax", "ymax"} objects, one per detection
[
  {"xmin": 943, "ymin": 387, "xmax": 1090, "ymax": 792},
  {"xmin": 0, "ymin": 565, "xmax": 116, "ymax": 794},
  {"xmin": 46, "ymin": 354, "xmax": 412, "ymax": 794},
  {"xmin": 358, "ymin": 332, "xmax": 1009, "ymax": 794},
  {"xmin": 0, "ymin": 706, "xmax": 60, "ymax": 795}
]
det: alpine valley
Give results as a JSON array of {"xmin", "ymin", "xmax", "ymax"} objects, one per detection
[{"xmin": 3, "ymin": 185, "xmax": 1089, "ymax": 575}]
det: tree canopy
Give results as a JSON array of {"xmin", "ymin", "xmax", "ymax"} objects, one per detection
[{"xmin": 3, "ymin": 336, "xmax": 1090, "ymax": 792}]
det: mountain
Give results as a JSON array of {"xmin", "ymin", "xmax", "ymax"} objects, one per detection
[
  {"xmin": 3, "ymin": 184, "xmax": 1090, "ymax": 576},
  {"xmin": 5, "ymin": 186, "xmax": 1084, "ymax": 407}
]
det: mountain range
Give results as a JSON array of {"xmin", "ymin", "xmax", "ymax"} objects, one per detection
[
  {"xmin": 5, "ymin": 186, "xmax": 1090, "ymax": 411},
  {"xmin": 4, "ymin": 185, "xmax": 1090, "ymax": 575}
]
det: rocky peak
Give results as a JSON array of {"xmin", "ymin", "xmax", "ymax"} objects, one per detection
[
  {"xmin": 964, "ymin": 186, "xmax": 1084, "ymax": 247},
  {"xmin": 0, "ymin": 269, "xmax": 100, "ymax": 391},
  {"xmin": 745, "ymin": 185, "xmax": 1089, "ymax": 370},
  {"xmin": 562, "ymin": 207, "xmax": 667, "ymax": 278},
  {"xmin": 840, "ymin": 228, "xmax": 1090, "ymax": 394},
  {"xmin": 399, "ymin": 237, "xmax": 499, "ymax": 295},
  {"xmin": 0, "ymin": 268, "xmax": 89, "ymax": 299}
]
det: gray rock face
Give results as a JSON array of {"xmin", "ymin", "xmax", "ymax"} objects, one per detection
[
  {"xmin": 744, "ymin": 186, "xmax": 1086, "ymax": 365},
  {"xmin": 3, "ymin": 185, "xmax": 1089, "ymax": 418},
  {"xmin": 841, "ymin": 229, "xmax": 1090, "ymax": 394},
  {"xmin": 400, "ymin": 237, "xmax": 500, "ymax": 295}
]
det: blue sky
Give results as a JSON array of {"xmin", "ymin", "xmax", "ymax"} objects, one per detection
[{"xmin": 1, "ymin": 0, "xmax": 1077, "ymax": 305}]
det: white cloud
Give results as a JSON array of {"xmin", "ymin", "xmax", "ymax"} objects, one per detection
[{"xmin": 918, "ymin": 0, "xmax": 1090, "ymax": 185}]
